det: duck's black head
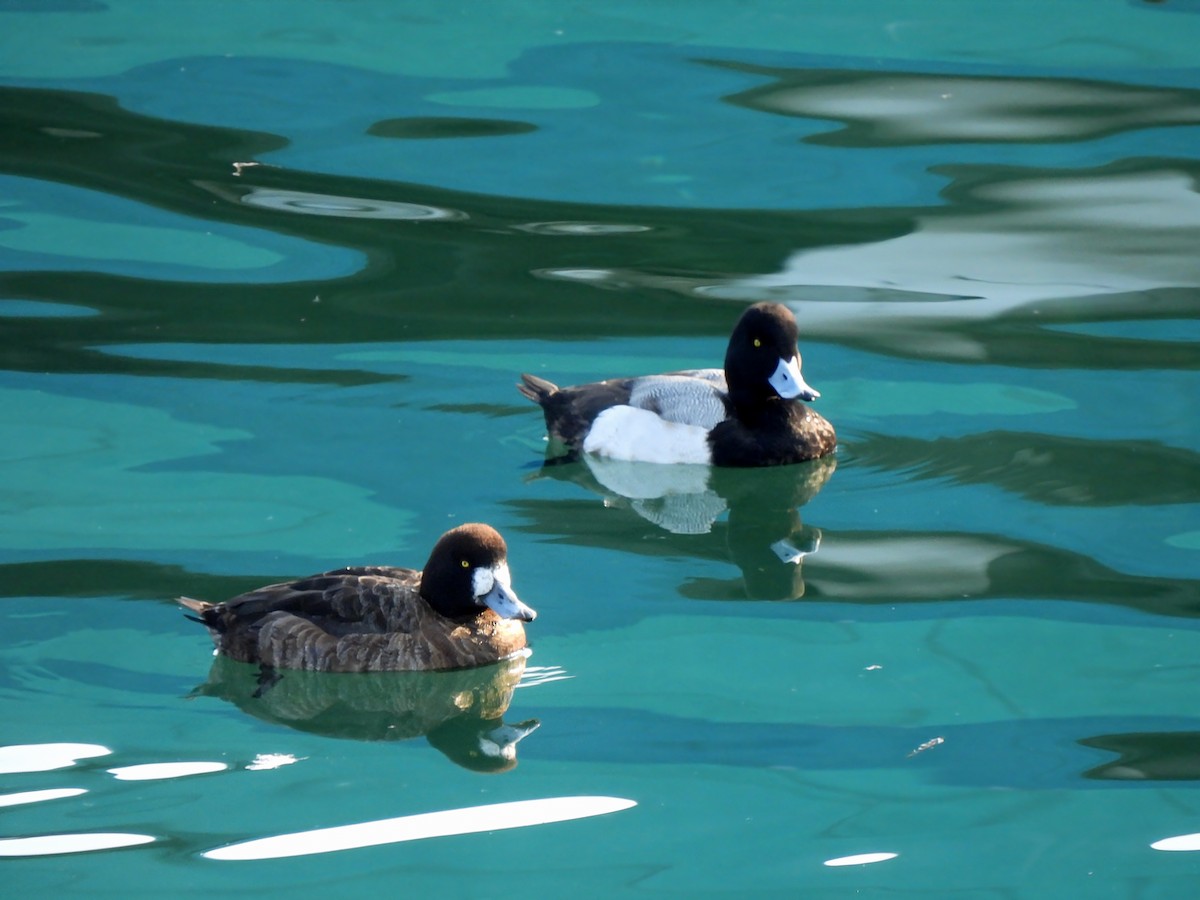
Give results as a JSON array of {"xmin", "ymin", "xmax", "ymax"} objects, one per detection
[
  {"xmin": 420, "ymin": 524, "xmax": 537, "ymax": 622},
  {"xmin": 724, "ymin": 302, "xmax": 820, "ymax": 408}
]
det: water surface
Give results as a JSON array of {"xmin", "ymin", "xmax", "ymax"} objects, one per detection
[{"xmin": 2, "ymin": 1, "xmax": 1199, "ymax": 895}]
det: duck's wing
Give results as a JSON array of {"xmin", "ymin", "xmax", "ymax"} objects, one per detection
[
  {"xmin": 215, "ymin": 567, "xmax": 421, "ymax": 635},
  {"xmin": 628, "ymin": 369, "xmax": 729, "ymax": 430}
]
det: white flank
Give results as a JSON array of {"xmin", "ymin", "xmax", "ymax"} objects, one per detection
[
  {"xmin": 203, "ymin": 796, "xmax": 637, "ymax": 861},
  {"xmin": 584, "ymin": 406, "xmax": 711, "ymax": 464}
]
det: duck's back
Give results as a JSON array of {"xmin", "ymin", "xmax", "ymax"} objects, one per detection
[
  {"xmin": 519, "ymin": 369, "xmax": 729, "ymax": 452},
  {"xmin": 183, "ymin": 567, "xmax": 527, "ymax": 672}
]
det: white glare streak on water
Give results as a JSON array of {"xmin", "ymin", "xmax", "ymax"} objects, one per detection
[{"xmin": 204, "ymin": 796, "xmax": 637, "ymax": 861}]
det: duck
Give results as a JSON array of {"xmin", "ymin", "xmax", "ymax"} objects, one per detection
[
  {"xmin": 177, "ymin": 523, "xmax": 536, "ymax": 673},
  {"xmin": 518, "ymin": 302, "xmax": 836, "ymax": 467}
]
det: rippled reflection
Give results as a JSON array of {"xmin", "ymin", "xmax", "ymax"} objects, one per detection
[
  {"xmin": 538, "ymin": 162, "xmax": 1200, "ymax": 365},
  {"xmin": 194, "ymin": 654, "xmax": 539, "ymax": 773},
  {"xmin": 712, "ymin": 63, "xmax": 1200, "ymax": 145},
  {"xmin": 518, "ymin": 457, "xmax": 834, "ymax": 601},
  {"xmin": 853, "ymin": 431, "xmax": 1200, "ymax": 506},
  {"xmin": 198, "ymin": 183, "xmax": 467, "ymax": 221},
  {"xmin": 515, "ymin": 221, "xmax": 652, "ymax": 235}
]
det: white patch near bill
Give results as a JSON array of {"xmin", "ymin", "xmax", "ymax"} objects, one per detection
[{"xmin": 584, "ymin": 406, "xmax": 712, "ymax": 465}]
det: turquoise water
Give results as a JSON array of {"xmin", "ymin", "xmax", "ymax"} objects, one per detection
[{"xmin": 2, "ymin": 0, "xmax": 1200, "ymax": 894}]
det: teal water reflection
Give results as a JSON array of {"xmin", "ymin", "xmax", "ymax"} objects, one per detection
[{"xmin": 2, "ymin": 1, "xmax": 1200, "ymax": 895}]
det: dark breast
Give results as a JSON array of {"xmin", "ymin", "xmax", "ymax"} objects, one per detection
[{"xmin": 708, "ymin": 402, "xmax": 837, "ymax": 467}]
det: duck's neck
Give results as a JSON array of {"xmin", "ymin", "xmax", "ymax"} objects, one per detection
[{"xmin": 728, "ymin": 390, "xmax": 794, "ymax": 426}]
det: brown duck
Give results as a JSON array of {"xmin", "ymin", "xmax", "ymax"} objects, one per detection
[{"xmin": 178, "ymin": 523, "xmax": 536, "ymax": 673}]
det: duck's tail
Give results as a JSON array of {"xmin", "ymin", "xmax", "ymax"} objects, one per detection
[
  {"xmin": 177, "ymin": 595, "xmax": 215, "ymax": 626},
  {"xmin": 517, "ymin": 373, "xmax": 559, "ymax": 407}
]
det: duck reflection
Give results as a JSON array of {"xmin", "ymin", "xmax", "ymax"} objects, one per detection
[
  {"xmin": 1081, "ymin": 731, "xmax": 1200, "ymax": 781},
  {"xmin": 193, "ymin": 654, "xmax": 538, "ymax": 773},
  {"xmin": 525, "ymin": 454, "xmax": 835, "ymax": 600}
]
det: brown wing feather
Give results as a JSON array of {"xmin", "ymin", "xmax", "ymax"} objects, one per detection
[{"xmin": 178, "ymin": 567, "xmax": 526, "ymax": 672}]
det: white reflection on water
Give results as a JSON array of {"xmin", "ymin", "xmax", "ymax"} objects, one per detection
[
  {"xmin": 245, "ymin": 753, "xmax": 304, "ymax": 771},
  {"xmin": 739, "ymin": 72, "xmax": 1200, "ymax": 144},
  {"xmin": 1151, "ymin": 832, "xmax": 1200, "ymax": 851},
  {"xmin": 0, "ymin": 788, "xmax": 87, "ymax": 808},
  {"xmin": 0, "ymin": 832, "xmax": 156, "ymax": 857},
  {"xmin": 107, "ymin": 761, "xmax": 228, "ymax": 781},
  {"xmin": 0, "ymin": 742, "xmax": 111, "ymax": 774},
  {"xmin": 516, "ymin": 665, "xmax": 573, "ymax": 688},
  {"xmin": 542, "ymin": 167, "xmax": 1200, "ymax": 358},
  {"xmin": 203, "ymin": 796, "xmax": 637, "ymax": 861},
  {"xmin": 711, "ymin": 169, "xmax": 1200, "ymax": 337},
  {"xmin": 823, "ymin": 851, "xmax": 899, "ymax": 867}
]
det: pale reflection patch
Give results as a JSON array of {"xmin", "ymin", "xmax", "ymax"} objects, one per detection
[
  {"xmin": 0, "ymin": 742, "xmax": 111, "ymax": 774},
  {"xmin": 108, "ymin": 761, "xmax": 228, "ymax": 781},
  {"xmin": 516, "ymin": 665, "xmax": 573, "ymax": 688},
  {"xmin": 204, "ymin": 796, "xmax": 636, "ymax": 861},
  {"xmin": 732, "ymin": 72, "xmax": 1200, "ymax": 145},
  {"xmin": 1151, "ymin": 833, "xmax": 1200, "ymax": 852},
  {"xmin": 0, "ymin": 832, "xmax": 156, "ymax": 857},
  {"xmin": 245, "ymin": 753, "xmax": 304, "ymax": 771},
  {"xmin": 515, "ymin": 221, "xmax": 651, "ymax": 235},
  {"xmin": 0, "ymin": 788, "xmax": 87, "ymax": 808},
  {"xmin": 196, "ymin": 182, "xmax": 466, "ymax": 221},
  {"xmin": 823, "ymin": 851, "xmax": 899, "ymax": 867}
]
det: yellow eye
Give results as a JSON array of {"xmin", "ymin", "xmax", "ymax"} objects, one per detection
[
  {"xmin": 753, "ymin": 338, "xmax": 761, "ymax": 348},
  {"xmin": 460, "ymin": 559, "xmax": 470, "ymax": 568}
]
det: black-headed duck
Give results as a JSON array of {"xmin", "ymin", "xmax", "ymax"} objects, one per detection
[
  {"xmin": 178, "ymin": 523, "xmax": 535, "ymax": 672},
  {"xmin": 518, "ymin": 302, "xmax": 835, "ymax": 467}
]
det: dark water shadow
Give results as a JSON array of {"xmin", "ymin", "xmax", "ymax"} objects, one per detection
[
  {"xmin": 526, "ymin": 705, "xmax": 1200, "ymax": 790},
  {"xmin": 8, "ymin": 83, "xmax": 1199, "ymax": 382},
  {"xmin": 192, "ymin": 654, "xmax": 538, "ymax": 773},
  {"xmin": 1081, "ymin": 730, "xmax": 1200, "ymax": 781},
  {"xmin": 854, "ymin": 430, "xmax": 1200, "ymax": 507}
]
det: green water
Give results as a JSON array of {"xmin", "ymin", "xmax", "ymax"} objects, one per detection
[{"xmin": 2, "ymin": 1, "xmax": 1200, "ymax": 895}]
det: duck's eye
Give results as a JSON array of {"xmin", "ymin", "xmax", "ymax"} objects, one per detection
[
  {"xmin": 460, "ymin": 559, "xmax": 470, "ymax": 569},
  {"xmin": 753, "ymin": 338, "xmax": 761, "ymax": 348}
]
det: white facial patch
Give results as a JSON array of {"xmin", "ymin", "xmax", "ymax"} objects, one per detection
[
  {"xmin": 583, "ymin": 405, "xmax": 713, "ymax": 465},
  {"xmin": 768, "ymin": 355, "xmax": 820, "ymax": 401},
  {"xmin": 476, "ymin": 564, "xmax": 537, "ymax": 621},
  {"xmin": 471, "ymin": 567, "xmax": 495, "ymax": 598}
]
